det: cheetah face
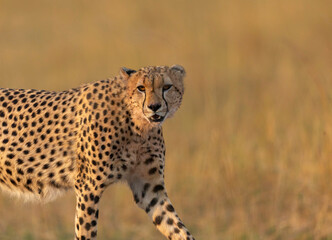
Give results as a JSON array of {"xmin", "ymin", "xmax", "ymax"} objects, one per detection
[{"xmin": 122, "ymin": 65, "xmax": 185, "ymax": 127}]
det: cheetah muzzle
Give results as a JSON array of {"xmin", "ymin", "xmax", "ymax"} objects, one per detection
[{"xmin": 0, "ymin": 65, "xmax": 195, "ymax": 240}]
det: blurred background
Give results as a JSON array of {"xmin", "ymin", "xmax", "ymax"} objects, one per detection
[{"xmin": 0, "ymin": 0, "xmax": 332, "ymax": 239}]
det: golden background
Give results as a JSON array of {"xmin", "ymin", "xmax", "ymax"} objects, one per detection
[{"xmin": 0, "ymin": 0, "xmax": 332, "ymax": 239}]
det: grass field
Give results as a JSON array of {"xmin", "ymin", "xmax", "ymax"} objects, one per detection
[{"xmin": 1, "ymin": 0, "xmax": 332, "ymax": 239}]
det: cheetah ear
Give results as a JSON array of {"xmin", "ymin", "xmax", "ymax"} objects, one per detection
[
  {"xmin": 120, "ymin": 67, "xmax": 137, "ymax": 79},
  {"xmin": 170, "ymin": 65, "xmax": 186, "ymax": 78}
]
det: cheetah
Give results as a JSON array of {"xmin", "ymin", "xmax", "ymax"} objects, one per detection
[{"xmin": 0, "ymin": 65, "xmax": 195, "ymax": 240}]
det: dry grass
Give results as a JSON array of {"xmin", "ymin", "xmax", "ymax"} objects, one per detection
[{"xmin": 1, "ymin": 0, "xmax": 332, "ymax": 239}]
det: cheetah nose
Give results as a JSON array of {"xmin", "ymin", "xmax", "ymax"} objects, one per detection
[{"xmin": 148, "ymin": 103, "xmax": 161, "ymax": 112}]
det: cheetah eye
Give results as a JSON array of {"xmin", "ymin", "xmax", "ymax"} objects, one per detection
[
  {"xmin": 163, "ymin": 84, "xmax": 173, "ymax": 91},
  {"xmin": 137, "ymin": 85, "xmax": 145, "ymax": 92}
]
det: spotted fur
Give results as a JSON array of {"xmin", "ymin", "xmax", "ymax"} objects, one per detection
[{"xmin": 0, "ymin": 65, "xmax": 195, "ymax": 240}]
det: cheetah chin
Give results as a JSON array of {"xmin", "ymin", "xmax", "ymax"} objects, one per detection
[{"xmin": 148, "ymin": 114, "xmax": 165, "ymax": 123}]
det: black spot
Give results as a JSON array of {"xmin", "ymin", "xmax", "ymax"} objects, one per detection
[
  {"xmin": 150, "ymin": 198, "xmax": 158, "ymax": 207},
  {"xmin": 148, "ymin": 167, "xmax": 157, "ymax": 175},
  {"xmin": 167, "ymin": 218, "xmax": 174, "ymax": 225},
  {"xmin": 91, "ymin": 231, "xmax": 97, "ymax": 237},
  {"xmin": 87, "ymin": 207, "xmax": 95, "ymax": 215},
  {"xmin": 134, "ymin": 194, "xmax": 139, "ymax": 203},
  {"xmin": 177, "ymin": 222, "xmax": 184, "ymax": 229},
  {"xmin": 10, "ymin": 179, "xmax": 17, "ymax": 186},
  {"xmin": 154, "ymin": 215, "xmax": 163, "ymax": 225},
  {"xmin": 166, "ymin": 204, "xmax": 175, "ymax": 212},
  {"xmin": 153, "ymin": 184, "xmax": 164, "ymax": 193},
  {"xmin": 144, "ymin": 158, "xmax": 154, "ymax": 164},
  {"xmin": 17, "ymin": 168, "xmax": 24, "ymax": 175}
]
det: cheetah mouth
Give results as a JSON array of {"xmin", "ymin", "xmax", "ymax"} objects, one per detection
[{"xmin": 149, "ymin": 114, "xmax": 165, "ymax": 123}]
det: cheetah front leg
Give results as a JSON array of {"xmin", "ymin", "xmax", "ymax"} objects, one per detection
[
  {"xmin": 128, "ymin": 175, "xmax": 195, "ymax": 240},
  {"xmin": 74, "ymin": 176, "xmax": 103, "ymax": 240}
]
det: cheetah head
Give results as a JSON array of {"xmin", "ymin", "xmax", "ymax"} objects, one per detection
[{"xmin": 121, "ymin": 65, "xmax": 185, "ymax": 128}]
